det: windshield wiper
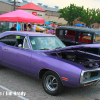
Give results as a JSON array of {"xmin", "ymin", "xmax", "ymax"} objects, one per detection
[
  {"xmin": 55, "ymin": 47, "xmax": 62, "ymax": 49},
  {"xmin": 40, "ymin": 48, "xmax": 49, "ymax": 50}
]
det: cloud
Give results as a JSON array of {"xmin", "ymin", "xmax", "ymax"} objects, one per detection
[{"xmin": 27, "ymin": 0, "xmax": 100, "ymax": 9}]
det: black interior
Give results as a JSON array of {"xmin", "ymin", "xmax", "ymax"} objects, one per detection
[{"xmin": 0, "ymin": 39, "xmax": 23, "ymax": 47}]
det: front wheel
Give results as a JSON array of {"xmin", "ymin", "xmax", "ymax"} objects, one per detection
[{"xmin": 42, "ymin": 71, "xmax": 64, "ymax": 95}]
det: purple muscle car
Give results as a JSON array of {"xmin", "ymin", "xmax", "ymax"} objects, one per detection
[{"xmin": 0, "ymin": 31, "xmax": 100, "ymax": 95}]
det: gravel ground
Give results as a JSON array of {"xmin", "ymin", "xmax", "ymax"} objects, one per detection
[{"xmin": 0, "ymin": 67, "xmax": 100, "ymax": 100}]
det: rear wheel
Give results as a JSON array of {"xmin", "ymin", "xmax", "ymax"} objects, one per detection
[{"xmin": 42, "ymin": 71, "xmax": 64, "ymax": 95}]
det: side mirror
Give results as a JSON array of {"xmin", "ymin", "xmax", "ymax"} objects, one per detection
[{"xmin": 18, "ymin": 44, "xmax": 22, "ymax": 48}]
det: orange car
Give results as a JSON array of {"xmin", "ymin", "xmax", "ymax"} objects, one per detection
[{"xmin": 36, "ymin": 26, "xmax": 45, "ymax": 32}]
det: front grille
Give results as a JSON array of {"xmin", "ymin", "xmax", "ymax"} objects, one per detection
[{"xmin": 90, "ymin": 71, "xmax": 99, "ymax": 78}]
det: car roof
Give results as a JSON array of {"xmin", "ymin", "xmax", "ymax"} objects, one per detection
[
  {"xmin": 56, "ymin": 26, "xmax": 100, "ymax": 34},
  {"xmin": 0, "ymin": 31, "xmax": 54, "ymax": 38}
]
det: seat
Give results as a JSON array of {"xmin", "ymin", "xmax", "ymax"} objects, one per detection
[{"xmin": 15, "ymin": 39, "xmax": 23, "ymax": 47}]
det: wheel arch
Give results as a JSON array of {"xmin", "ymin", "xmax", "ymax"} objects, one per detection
[{"xmin": 38, "ymin": 68, "xmax": 61, "ymax": 80}]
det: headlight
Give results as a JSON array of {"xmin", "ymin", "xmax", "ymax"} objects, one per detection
[{"xmin": 83, "ymin": 72, "xmax": 91, "ymax": 80}]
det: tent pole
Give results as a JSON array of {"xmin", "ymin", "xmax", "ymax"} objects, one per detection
[
  {"xmin": 17, "ymin": 22, "xmax": 18, "ymax": 31},
  {"xmin": 21, "ymin": 23, "xmax": 22, "ymax": 31},
  {"xmin": 23, "ymin": 23, "xmax": 24, "ymax": 31}
]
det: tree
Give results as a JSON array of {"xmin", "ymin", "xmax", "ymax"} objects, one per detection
[
  {"xmin": 78, "ymin": 8, "xmax": 97, "ymax": 27},
  {"xmin": 95, "ymin": 8, "xmax": 100, "ymax": 24},
  {"xmin": 58, "ymin": 4, "xmax": 84, "ymax": 26}
]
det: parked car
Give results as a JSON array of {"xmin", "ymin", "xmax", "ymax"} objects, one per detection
[
  {"xmin": 36, "ymin": 26, "xmax": 45, "ymax": 32},
  {"xmin": 0, "ymin": 31, "xmax": 100, "ymax": 95},
  {"xmin": 41, "ymin": 26, "xmax": 54, "ymax": 30},
  {"xmin": 56, "ymin": 26, "xmax": 100, "ymax": 54}
]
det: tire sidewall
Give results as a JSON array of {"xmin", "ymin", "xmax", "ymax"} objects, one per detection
[{"xmin": 42, "ymin": 71, "xmax": 63, "ymax": 95}]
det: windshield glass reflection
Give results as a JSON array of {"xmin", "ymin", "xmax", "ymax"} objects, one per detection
[
  {"xmin": 94, "ymin": 33, "xmax": 100, "ymax": 42},
  {"xmin": 29, "ymin": 36, "xmax": 66, "ymax": 50}
]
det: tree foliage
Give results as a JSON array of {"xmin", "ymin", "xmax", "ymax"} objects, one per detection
[
  {"xmin": 58, "ymin": 4, "xmax": 84, "ymax": 25},
  {"xmin": 95, "ymin": 8, "xmax": 100, "ymax": 24},
  {"xmin": 78, "ymin": 8, "xmax": 97, "ymax": 27},
  {"xmin": 58, "ymin": 4, "xmax": 100, "ymax": 27}
]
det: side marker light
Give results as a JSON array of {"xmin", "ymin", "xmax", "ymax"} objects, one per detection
[{"xmin": 62, "ymin": 77, "xmax": 68, "ymax": 81}]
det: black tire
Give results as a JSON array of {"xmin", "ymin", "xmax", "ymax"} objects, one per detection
[
  {"xmin": 42, "ymin": 71, "xmax": 64, "ymax": 95},
  {"xmin": 0, "ymin": 65, "xmax": 4, "ymax": 68}
]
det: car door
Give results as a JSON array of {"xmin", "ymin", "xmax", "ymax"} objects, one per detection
[{"xmin": 2, "ymin": 35, "xmax": 31, "ymax": 74}]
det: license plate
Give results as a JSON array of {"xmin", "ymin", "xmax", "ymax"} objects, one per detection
[{"xmin": 96, "ymin": 80, "xmax": 100, "ymax": 86}]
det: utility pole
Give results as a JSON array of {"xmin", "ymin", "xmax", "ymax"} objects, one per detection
[{"xmin": 14, "ymin": 0, "xmax": 16, "ymax": 11}]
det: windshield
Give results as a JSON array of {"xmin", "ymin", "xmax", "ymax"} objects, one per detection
[
  {"xmin": 29, "ymin": 36, "xmax": 66, "ymax": 50},
  {"xmin": 94, "ymin": 33, "xmax": 100, "ymax": 42}
]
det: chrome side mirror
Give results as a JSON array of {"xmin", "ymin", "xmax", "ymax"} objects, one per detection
[{"xmin": 18, "ymin": 44, "xmax": 22, "ymax": 48}]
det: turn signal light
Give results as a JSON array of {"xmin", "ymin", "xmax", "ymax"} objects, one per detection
[
  {"xmin": 85, "ymin": 83, "xmax": 88, "ymax": 86},
  {"xmin": 62, "ymin": 77, "xmax": 68, "ymax": 81}
]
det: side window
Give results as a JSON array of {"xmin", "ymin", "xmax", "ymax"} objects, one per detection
[
  {"xmin": 23, "ymin": 38, "xmax": 30, "ymax": 50},
  {"xmin": 0, "ymin": 35, "xmax": 16, "ymax": 46},
  {"xmin": 65, "ymin": 30, "xmax": 68, "ymax": 35},
  {"xmin": 58, "ymin": 30, "xmax": 64, "ymax": 39},
  {"xmin": 0, "ymin": 35, "xmax": 16, "ymax": 40},
  {"xmin": 78, "ymin": 32, "xmax": 92, "ymax": 43},
  {"xmin": 0, "ymin": 35, "xmax": 25, "ymax": 47},
  {"xmin": 65, "ymin": 30, "xmax": 75, "ymax": 41}
]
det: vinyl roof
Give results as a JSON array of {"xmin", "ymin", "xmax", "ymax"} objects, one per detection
[{"xmin": 56, "ymin": 26, "xmax": 100, "ymax": 34}]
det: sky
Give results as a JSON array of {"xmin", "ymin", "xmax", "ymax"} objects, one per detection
[{"xmin": 25, "ymin": 0, "xmax": 100, "ymax": 10}]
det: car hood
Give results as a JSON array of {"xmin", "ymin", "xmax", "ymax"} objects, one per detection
[
  {"xmin": 44, "ymin": 44, "xmax": 100, "ymax": 70},
  {"xmin": 45, "ymin": 44, "xmax": 100, "ymax": 53}
]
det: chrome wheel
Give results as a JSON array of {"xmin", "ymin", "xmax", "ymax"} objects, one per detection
[
  {"xmin": 45, "ymin": 75, "xmax": 58, "ymax": 91},
  {"xmin": 42, "ymin": 71, "xmax": 64, "ymax": 95}
]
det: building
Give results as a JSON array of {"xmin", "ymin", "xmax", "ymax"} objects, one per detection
[
  {"xmin": 0, "ymin": 0, "xmax": 28, "ymax": 14},
  {"xmin": 0, "ymin": 0, "xmax": 67, "ymax": 25},
  {"xmin": 16, "ymin": 2, "xmax": 67, "ymax": 24},
  {"xmin": 37, "ymin": 3, "xmax": 67, "ymax": 24},
  {"xmin": 0, "ymin": 0, "xmax": 29, "ymax": 31}
]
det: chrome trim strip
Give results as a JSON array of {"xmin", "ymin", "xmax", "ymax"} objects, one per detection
[
  {"xmin": 83, "ymin": 78, "xmax": 100, "ymax": 84},
  {"xmin": 94, "ymin": 80, "xmax": 100, "ymax": 86},
  {"xmin": 82, "ymin": 68, "xmax": 100, "ymax": 72}
]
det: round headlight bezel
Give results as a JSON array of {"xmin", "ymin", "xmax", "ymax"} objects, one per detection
[{"xmin": 83, "ymin": 72, "xmax": 91, "ymax": 80}]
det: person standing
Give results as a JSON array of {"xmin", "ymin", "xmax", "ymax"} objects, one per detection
[
  {"xmin": 24, "ymin": 23, "xmax": 27, "ymax": 31},
  {"xmin": 33, "ymin": 23, "xmax": 36, "ymax": 32},
  {"xmin": 53, "ymin": 28, "xmax": 56, "ymax": 35},
  {"xmin": 48, "ymin": 28, "xmax": 53, "ymax": 34},
  {"xmin": 27, "ymin": 24, "xmax": 35, "ymax": 32},
  {"xmin": 45, "ymin": 29, "xmax": 48, "ymax": 34},
  {"xmin": 10, "ymin": 24, "xmax": 17, "ymax": 31},
  {"xmin": 27, "ymin": 24, "xmax": 32, "ymax": 31}
]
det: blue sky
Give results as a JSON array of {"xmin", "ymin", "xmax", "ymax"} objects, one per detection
[{"xmin": 25, "ymin": 0, "xmax": 100, "ymax": 9}]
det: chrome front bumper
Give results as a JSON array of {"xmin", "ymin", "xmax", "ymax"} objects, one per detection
[{"xmin": 80, "ymin": 68, "xmax": 100, "ymax": 86}]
